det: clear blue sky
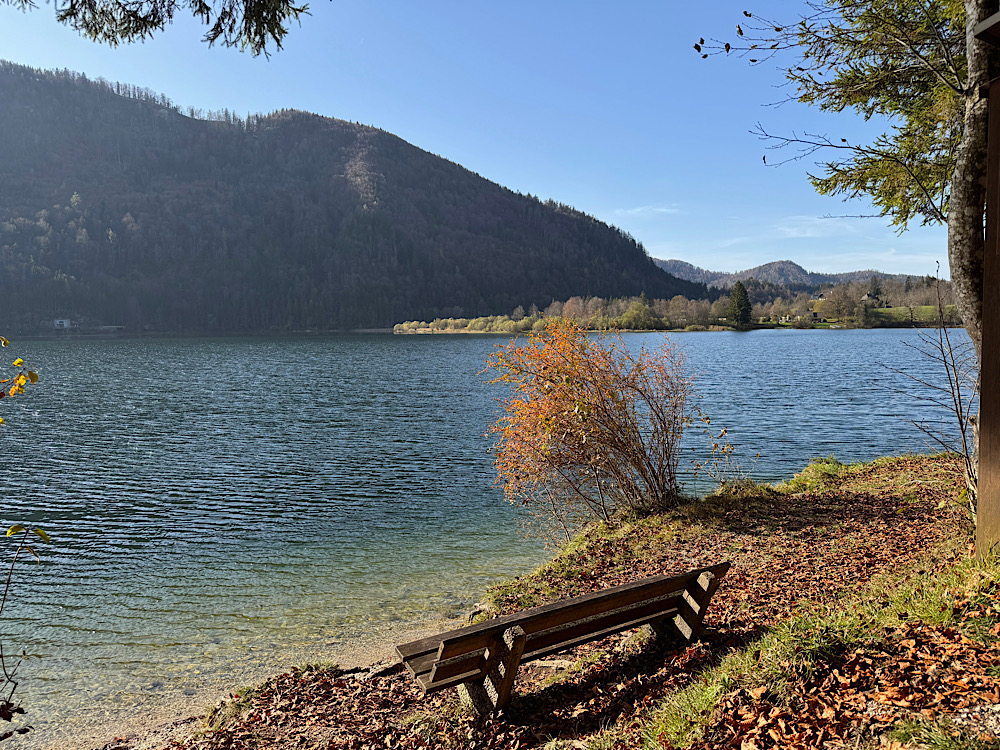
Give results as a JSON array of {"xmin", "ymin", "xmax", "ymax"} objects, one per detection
[{"xmin": 0, "ymin": 0, "xmax": 949, "ymax": 277}]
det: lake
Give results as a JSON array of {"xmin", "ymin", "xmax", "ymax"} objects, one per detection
[{"xmin": 0, "ymin": 328, "xmax": 971, "ymax": 747}]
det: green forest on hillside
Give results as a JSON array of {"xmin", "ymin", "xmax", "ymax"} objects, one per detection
[{"xmin": 0, "ymin": 62, "xmax": 705, "ymax": 335}]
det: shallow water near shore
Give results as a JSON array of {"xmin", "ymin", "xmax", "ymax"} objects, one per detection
[{"xmin": 0, "ymin": 328, "xmax": 969, "ymax": 747}]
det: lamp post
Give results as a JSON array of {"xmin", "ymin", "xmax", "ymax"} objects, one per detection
[{"xmin": 973, "ymin": 12, "xmax": 1000, "ymax": 558}]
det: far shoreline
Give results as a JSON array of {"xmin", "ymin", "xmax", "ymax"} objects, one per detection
[
  {"xmin": 4, "ymin": 319, "xmax": 964, "ymax": 341},
  {"xmin": 392, "ymin": 322, "xmax": 966, "ymax": 335}
]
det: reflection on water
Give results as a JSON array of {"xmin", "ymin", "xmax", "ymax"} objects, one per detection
[{"xmin": 0, "ymin": 328, "xmax": 966, "ymax": 747}]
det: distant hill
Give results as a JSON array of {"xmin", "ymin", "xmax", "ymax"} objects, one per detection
[
  {"xmin": 0, "ymin": 61, "xmax": 707, "ymax": 333},
  {"xmin": 654, "ymin": 258, "xmax": 911, "ymax": 290}
]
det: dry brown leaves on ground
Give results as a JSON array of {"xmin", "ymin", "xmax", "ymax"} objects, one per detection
[
  {"xmin": 151, "ymin": 454, "xmax": 997, "ymax": 750},
  {"xmin": 696, "ymin": 617, "xmax": 1000, "ymax": 749}
]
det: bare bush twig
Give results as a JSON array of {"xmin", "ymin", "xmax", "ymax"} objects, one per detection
[{"xmin": 882, "ymin": 271, "xmax": 978, "ymax": 516}]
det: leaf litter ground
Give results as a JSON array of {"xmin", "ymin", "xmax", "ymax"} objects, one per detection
[{"xmin": 109, "ymin": 454, "xmax": 998, "ymax": 750}]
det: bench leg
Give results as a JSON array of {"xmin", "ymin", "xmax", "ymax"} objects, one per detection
[
  {"xmin": 651, "ymin": 571, "xmax": 719, "ymax": 645},
  {"xmin": 457, "ymin": 625, "xmax": 526, "ymax": 714}
]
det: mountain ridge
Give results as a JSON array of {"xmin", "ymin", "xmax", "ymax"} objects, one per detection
[
  {"xmin": 0, "ymin": 61, "xmax": 706, "ymax": 333},
  {"xmin": 654, "ymin": 258, "xmax": 915, "ymax": 289}
]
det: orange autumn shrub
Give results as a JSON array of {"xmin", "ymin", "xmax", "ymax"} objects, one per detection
[{"xmin": 487, "ymin": 319, "xmax": 693, "ymax": 536}]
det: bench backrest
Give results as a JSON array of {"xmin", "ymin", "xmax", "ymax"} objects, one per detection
[{"xmin": 397, "ymin": 561, "xmax": 730, "ymax": 694}]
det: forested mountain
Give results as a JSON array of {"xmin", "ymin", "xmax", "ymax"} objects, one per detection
[
  {"xmin": 0, "ymin": 61, "xmax": 706, "ymax": 333},
  {"xmin": 654, "ymin": 258, "xmax": 909, "ymax": 290}
]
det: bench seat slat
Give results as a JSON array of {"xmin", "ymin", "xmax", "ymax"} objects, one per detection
[
  {"xmin": 416, "ymin": 666, "xmax": 484, "ymax": 694},
  {"xmin": 404, "ymin": 650, "xmax": 444, "ymax": 679},
  {"xmin": 428, "ymin": 648, "xmax": 489, "ymax": 684},
  {"xmin": 396, "ymin": 635, "xmax": 441, "ymax": 662},
  {"xmin": 418, "ymin": 594, "xmax": 680, "ymax": 683},
  {"xmin": 396, "ymin": 563, "xmax": 729, "ymax": 666},
  {"xmin": 414, "ymin": 607, "xmax": 678, "ymax": 693},
  {"xmin": 417, "ymin": 592, "xmax": 683, "ymax": 691},
  {"xmin": 415, "ymin": 602, "xmax": 686, "ymax": 694}
]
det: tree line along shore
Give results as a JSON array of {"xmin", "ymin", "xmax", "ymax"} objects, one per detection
[{"xmin": 395, "ymin": 274, "xmax": 960, "ymax": 334}]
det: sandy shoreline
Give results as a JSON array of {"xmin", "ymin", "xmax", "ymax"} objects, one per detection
[{"xmin": 21, "ymin": 615, "xmax": 465, "ymax": 750}]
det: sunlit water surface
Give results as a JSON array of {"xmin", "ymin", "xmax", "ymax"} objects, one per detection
[{"xmin": 0, "ymin": 329, "xmax": 967, "ymax": 747}]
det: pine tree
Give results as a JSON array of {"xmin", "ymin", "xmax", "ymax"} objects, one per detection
[
  {"xmin": 868, "ymin": 274, "xmax": 883, "ymax": 300},
  {"xmin": 728, "ymin": 281, "xmax": 752, "ymax": 329},
  {"xmin": 5, "ymin": 0, "xmax": 306, "ymax": 56}
]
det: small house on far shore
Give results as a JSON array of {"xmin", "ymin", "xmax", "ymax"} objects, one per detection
[{"xmin": 53, "ymin": 318, "xmax": 72, "ymax": 329}]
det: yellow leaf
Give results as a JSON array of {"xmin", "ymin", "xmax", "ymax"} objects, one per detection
[
  {"xmin": 0, "ymin": 379, "xmax": 8, "ymax": 384},
  {"xmin": 0, "ymin": 418, "xmax": 5, "ymax": 425},
  {"xmin": 15, "ymin": 374, "xmax": 26, "ymax": 387},
  {"xmin": 31, "ymin": 529, "xmax": 50, "ymax": 544},
  {"xmin": 27, "ymin": 371, "xmax": 38, "ymax": 384},
  {"xmin": 6, "ymin": 525, "xmax": 24, "ymax": 537},
  {"xmin": 8, "ymin": 386, "xmax": 16, "ymax": 398},
  {"xmin": 0, "ymin": 337, "xmax": 7, "ymax": 347},
  {"xmin": 12, "ymin": 359, "xmax": 22, "ymax": 367}
]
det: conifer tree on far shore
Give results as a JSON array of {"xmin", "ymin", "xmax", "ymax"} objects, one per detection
[{"xmin": 728, "ymin": 281, "xmax": 752, "ymax": 329}]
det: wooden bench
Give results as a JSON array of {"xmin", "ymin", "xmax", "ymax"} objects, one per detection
[{"xmin": 395, "ymin": 561, "xmax": 730, "ymax": 714}]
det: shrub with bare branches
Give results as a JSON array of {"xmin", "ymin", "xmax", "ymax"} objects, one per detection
[{"xmin": 486, "ymin": 320, "xmax": 694, "ymax": 539}]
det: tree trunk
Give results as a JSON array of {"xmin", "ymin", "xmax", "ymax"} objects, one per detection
[
  {"xmin": 950, "ymin": 0, "xmax": 996, "ymax": 507},
  {"xmin": 949, "ymin": 0, "xmax": 993, "ymax": 364}
]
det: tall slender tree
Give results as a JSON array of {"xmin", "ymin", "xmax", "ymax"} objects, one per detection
[{"xmin": 728, "ymin": 280, "xmax": 752, "ymax": 328}]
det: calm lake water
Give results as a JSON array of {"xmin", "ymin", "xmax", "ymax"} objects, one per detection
[{"xmin": 0, "ymin": 328, "xmax": 970, "ymax": 747}]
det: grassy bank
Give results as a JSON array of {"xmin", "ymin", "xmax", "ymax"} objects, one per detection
[
  {"xmin": 871, "ymin": 305, "xmax": 962, "ymax": 327},
  {"xmin": 157, "ymin": 453, "xmax": 998, "ymax": 750}
]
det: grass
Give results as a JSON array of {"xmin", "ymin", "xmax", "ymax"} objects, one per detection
[
  {"xmin": 641, "ymin": 680, "xmax": 727, "ymax": 748},
  {"xmin": 487, "ymin": 454, "xmax": 945, "ymax": 610},
  {"xmin": 781, "ymin": 454, "xmax": 848, "ymax": 491},
  {"xmin": 398, "ymin": 699, "xmax": 476, "ymax": 746},
  {"xmin": 203, "ymin": 684, "xmax": 264, "ymax": 732},
  {"xmin": 481, "ymin": 512, "xmax": 702, "ymax": 616},
  {"xmin": 482, "ymin": 453, "xmax": 947, "ymax": 615},
  {"xmin": 635, "ymin": 549, "xmax": 999, "ymax": 749},
  {"xmin": 888, "ymin": 717, "xmax": 999, "ymax": 750},
  {"xmin": 293, "ymin": 661, "xmax": 338, "ymax": 673},
  {"xmin": 475, "ymin": 453, "xmax": 994, "ymax": 750},
  {"xmin": 871, "ymin": 305, "xmax": 961, "ymax": 326}
]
